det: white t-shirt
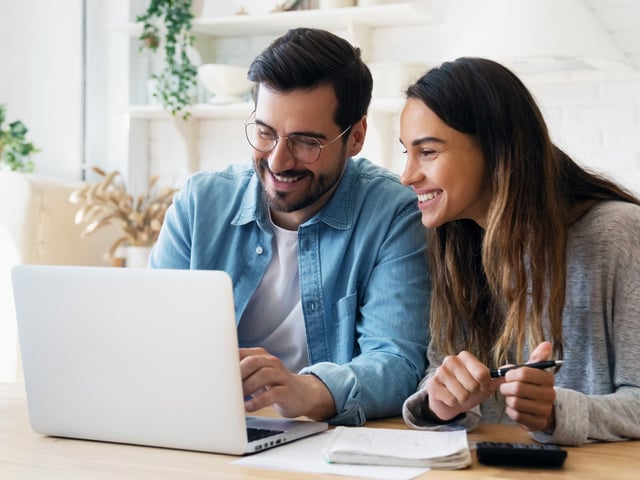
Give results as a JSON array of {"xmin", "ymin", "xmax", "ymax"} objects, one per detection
[{"xmin": 237, "ymin": 221, "xmax": 309, "ymax": 372}]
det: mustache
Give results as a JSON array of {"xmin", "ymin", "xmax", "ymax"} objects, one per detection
[{"xmin": 257, "ymin": 158, "xmax": 311, "ymax": 178}]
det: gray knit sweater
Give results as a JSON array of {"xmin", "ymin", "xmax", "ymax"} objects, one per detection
[{"xmin": 403, "ymin": 201, "xmax": 640, "ymax": 446}]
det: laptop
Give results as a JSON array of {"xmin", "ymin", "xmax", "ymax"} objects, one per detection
[{"xmin": 11, "ymin": 264, "xmax": 328, "ymax": 455}]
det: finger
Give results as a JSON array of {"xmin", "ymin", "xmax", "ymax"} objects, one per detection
[
  {"xmin": 239, "ymin": 347, "xmax": 268, "ymax": 360},
  {"xmin": 456, "ymin": 351, "xmax": 493, "ymax": 391},
  {"xmin": 239, "ymin": 349, "xmax": 280, "ymax": 380},
  {"xmin": 503, "ymin": 390, "xmax": 554, "ymax": 432},
  {"xmin": 504, "ymin": 388, "xmax": 555, "ymax": 415},
  {"xmin": 244, "ymin": 385, "xmax": 276, "ymax": 412},
  {"xmin": 429, "ymin": 367, "xmax": 481, "ymax": 408},
  {"xmin": 504, "ymin": 366, "xmax": 555, "ymax": 387},
  {"xmin": 425, "ymin": 380, "xmax": 465, "ymax": 421},
  {"xmin": 527, "ymin": 341, "xmax": 553, "ymax": 364},
  {"xmin": 504, "ymin": 406, "xmax": 549, "ymax": 432},
  {"xmin": 426, "ymin": 375, "xmax": 460, "ymax": 408},
  {"xmin": 242, "ymin": 361, "xmax": 278, "ymax": 395},
  {"xmin": 500, "ymin": 380, "xmax": 555, "ymax": 427},
  {"xmin": 434, "ymin": 358, "xmax": 477, "ymax": 406},
  {"xmin": 444, "ymin": 352, "xmax": 492, "ymax": 392},
  {"xmin": 241, "ymin": 353, "xmax": 289, "ymax": 399}
]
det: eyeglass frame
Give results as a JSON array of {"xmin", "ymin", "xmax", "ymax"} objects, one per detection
[{"xmin": 244, "ymin": 115, "xmax": 353, "ymax": 165}]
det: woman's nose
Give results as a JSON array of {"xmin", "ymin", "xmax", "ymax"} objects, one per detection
[{"xmin": 400, "ymin": 158, "xmax": 420, "ymax": 186}]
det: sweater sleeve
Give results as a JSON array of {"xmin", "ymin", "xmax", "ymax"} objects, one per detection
[
  {"xmin": 402, "ymin": 387, "xmax": 481, "ymax": 432},
  {"xmin": 531, "ymin": 387, "xmax": 640, "ymax": 445},
  {"xmin": 402, "ymin": 341, "xmax": 482, "ymax": 432}
]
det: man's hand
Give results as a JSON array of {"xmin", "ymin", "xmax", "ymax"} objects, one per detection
[
  {"xmin": 239, "ymin": 347, "xmax": 336, "ymax": 421},
  {"xmin": 426, "ymin": 350, "xmax": 502, "ymax": 421},
  {"xmin": 499, "ymin": 341, "xmax": 556, "ymax": 432}
]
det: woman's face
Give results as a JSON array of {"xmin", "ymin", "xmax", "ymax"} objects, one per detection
[{"xmin": 399, "ymin": 97, "xmax": 491, "ymax": 229}]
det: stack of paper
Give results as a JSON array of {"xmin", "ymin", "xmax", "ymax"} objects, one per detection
[{"xmin": 322, "ymin": 426, "xmax": 472, "ymax": 469}]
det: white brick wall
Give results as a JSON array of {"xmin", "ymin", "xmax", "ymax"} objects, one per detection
[{"xmin": 526, "ymin": 82, "xmax": 640, "ymax": 195}]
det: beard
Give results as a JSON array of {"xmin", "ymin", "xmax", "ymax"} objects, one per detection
[{"xmin": 254, "ymin": 156, "xmax": 347, "ymax": 214}]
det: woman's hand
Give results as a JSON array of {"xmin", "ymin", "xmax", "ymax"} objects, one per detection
[
  {"xmin": 425, "ymin": 350, "xmax": 503, "ymax": 422},
  {"xmin": 499, "ymin": 341, "xmax": 557, "ymax": 432}
]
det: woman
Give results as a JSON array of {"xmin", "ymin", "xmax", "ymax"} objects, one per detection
[{"xmin": 400, "ymin": 57, "xmax": 640, "ymax": 446}]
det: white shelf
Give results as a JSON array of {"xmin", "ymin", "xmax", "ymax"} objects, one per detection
[
  {"xmin": 129, "ymin": 103, "xmax": 254, "ymax": 120},
  {"xmin": 192, "ymin": 3, "xmax": 436, "ymax": 37},
  {"xmin": 118, "ymin": 3, "xmax": 436, "ymax": 37},
  {"xmin": 129, "ymin": 98, "xmax": 403, "ymax": 120}
]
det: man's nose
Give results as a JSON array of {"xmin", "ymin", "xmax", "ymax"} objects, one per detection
[{"xmin": 267, "ymin": 139, "xmax": 297, "ymax": 172}]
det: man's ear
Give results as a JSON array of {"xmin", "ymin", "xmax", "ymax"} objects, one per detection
[{"xmin": 347, "ymin": 116, "xmax": 367, "ymax": 157}]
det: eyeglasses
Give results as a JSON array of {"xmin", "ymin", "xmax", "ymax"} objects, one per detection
[{"xmin": 244, "ymin": 121, "xmax": 352, "ymax": 165}]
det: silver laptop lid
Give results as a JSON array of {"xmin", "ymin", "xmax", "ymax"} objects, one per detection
[{"xmin": 13, "ymin": 265, "xmax": 252, "ymax": 454}]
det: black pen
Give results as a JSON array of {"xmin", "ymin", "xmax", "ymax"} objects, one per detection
[{"xmin": 490, "ymin": 360, "xmax": 564, "ymax": 378}]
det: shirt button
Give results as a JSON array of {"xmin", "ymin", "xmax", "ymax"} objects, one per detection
[{"xmin": 255, "ymin": 246, "xmax": 263, "ymax": 255}]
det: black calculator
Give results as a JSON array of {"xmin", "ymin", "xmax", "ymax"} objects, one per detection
[{"xmin": 476, "ymin": 441, "xmax": 568, "ymax": 468}]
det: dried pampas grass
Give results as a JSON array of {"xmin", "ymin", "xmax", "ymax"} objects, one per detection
[{"xmin": 69, "ymin": 166, "xmax": 179, "ymax": 259}]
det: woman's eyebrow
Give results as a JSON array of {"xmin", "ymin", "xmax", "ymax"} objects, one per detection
[{"xmin": 412, "ymin": 136, "xmax": 445, "ymax": 147}]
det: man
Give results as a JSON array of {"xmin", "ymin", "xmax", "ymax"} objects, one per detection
[{"xmin": 150, "ymin": 28, "xmax": 429, "ymax": 426}]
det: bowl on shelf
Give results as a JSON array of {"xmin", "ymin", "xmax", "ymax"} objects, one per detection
[
  {"xmin": 234, "ymin": 1, "xmax": 299, "ymax": 15},
  {"xmin": 197, "ymin": 64, "xmax": 254, "ymax": 105}
]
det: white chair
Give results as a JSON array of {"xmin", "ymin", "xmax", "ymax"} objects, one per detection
[{"xmin": 0, "ymin": 171, "xmax": 119, "ymax": 382}]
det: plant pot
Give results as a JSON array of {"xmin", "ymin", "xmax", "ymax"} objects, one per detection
[
  {"xmin": 124, "ymin": 245, "xmax": 152, "ymax": 268},
  {"xmin": 191, "ymin": 0, "xmax": 204, "ymax": 17}
]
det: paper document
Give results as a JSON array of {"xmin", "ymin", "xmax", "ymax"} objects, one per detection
[
  {"xmin": 232, "ymin": 431, "xmax": 429, "ymax": 480},
  {"xmin": 322, "ymin": 426, "xmax": 472, "ymax": 469}
]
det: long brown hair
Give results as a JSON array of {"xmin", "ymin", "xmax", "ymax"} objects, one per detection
[{"xmin": 406, "ymin": 57, "xmax": 639, "ymax": 367}]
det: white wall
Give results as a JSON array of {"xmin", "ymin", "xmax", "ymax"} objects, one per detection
[
  {"xmin": 0, "ymin": 0, "xmax": 84, "ymax": 179},
  {"xmin": 138, "ymin": 1, "xmax": 640, "ymax": 196},
  {"xmin": 536, "ymin": 0, "xmax": 640, "ymax": 193}
]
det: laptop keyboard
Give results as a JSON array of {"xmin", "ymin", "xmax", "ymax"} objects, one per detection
[{"xmin": 247, "ymin": 427, "xmax": 284, "ymax": 442}]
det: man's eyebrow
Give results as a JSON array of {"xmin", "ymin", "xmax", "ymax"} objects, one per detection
[
  {"xmin": 254, "ymin": 119, "xmax": 272, "ymax": 128},
  {"xmin": 253, "ymin": 119, "xmax": 326, "ymax": 139}
]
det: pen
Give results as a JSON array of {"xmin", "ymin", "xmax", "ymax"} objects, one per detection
[{"xmin": 490, "ymin": 360, "xmax": 564, "ymax": 378}]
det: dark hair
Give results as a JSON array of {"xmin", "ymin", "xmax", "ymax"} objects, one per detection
[
  {"xmin": 407, "ymin": 57, "xmax": 639, "ymax": 367},
  {"xmin": 247, "ymin": 28, "xmax": 372, "ymax": 131}
]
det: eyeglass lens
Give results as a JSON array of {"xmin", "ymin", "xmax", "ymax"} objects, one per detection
[{"xmin": 245, "ymin": 123, "xmax": 323, "ymax": 164}]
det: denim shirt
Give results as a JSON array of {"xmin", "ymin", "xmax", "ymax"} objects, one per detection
[{"xmin": 149, "ymin": 157, "xmax": 430, "ymax": 425}]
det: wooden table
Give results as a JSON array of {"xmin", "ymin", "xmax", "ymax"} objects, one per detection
[{"xmin": 1, "ymin": 382, "xmax": 639, "ymax": 479}]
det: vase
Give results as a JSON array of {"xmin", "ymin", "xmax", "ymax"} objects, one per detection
[
  {"xmin": 124, "ymin": 245, "xmax": 152, "ymax": 269},
  {"xmin": 191, "ymin": 0, "xmax": 204, "ymax": 17}
]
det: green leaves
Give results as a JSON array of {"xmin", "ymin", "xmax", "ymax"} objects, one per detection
[
  {"xmin": 0, "ymin": 105, "xmax": 40, "ymax": 173},
  {"xmin": 137, "ymin": 0, "xmax": 198, "ymax": 119}
]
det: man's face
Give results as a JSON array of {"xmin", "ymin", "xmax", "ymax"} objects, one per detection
[{"xmin": 250, "ymin": 84, "xmax": 355, "ymax": 230}]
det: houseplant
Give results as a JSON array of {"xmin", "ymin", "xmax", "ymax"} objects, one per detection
[
  {"xmin": 0, "ymin": 104, "xmax": 39, "ymax": 173},
  {"xmin": 137, "ymin": 0, "xmax": 200, "ymax": 119},
  {"xmin": 69, "ymin": 166, "xmax": 179, "ymax": 264}
]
